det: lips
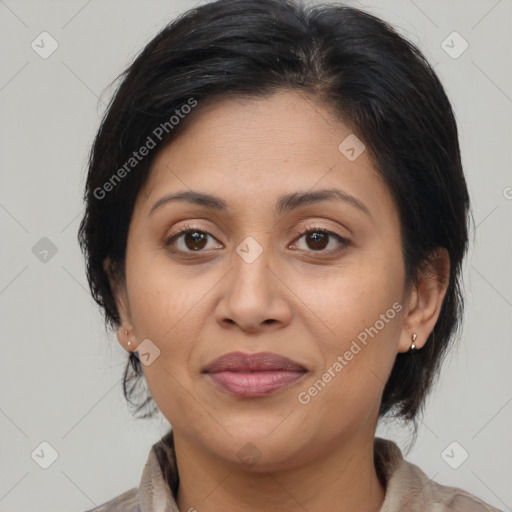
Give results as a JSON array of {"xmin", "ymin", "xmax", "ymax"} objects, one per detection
[
  {"xmin": 203, "ymin": 351, "xmax": 307, "ymax": 397},
  {"xmin": 204, "ymin": 351, "xmax": 307, "ymax": 373}
]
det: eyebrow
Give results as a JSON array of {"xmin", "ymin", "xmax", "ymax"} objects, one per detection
[{"xmin": 149, "ymin": 188, "xmax": 371, "ymax": 218}]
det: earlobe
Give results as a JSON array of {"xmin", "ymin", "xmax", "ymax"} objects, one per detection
[
  {"xmin": 116, "ymin": 326, "xmax": 135, "ymax": 352},
  {"xmin": 398, "ymin": 248, "xmax": 450, "ymax": 353}
]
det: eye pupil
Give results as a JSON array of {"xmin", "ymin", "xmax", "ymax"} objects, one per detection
[
  {"xmin": 307, "ymin": 231, "xmax": 329, "ymax": 250},
  {"xmin": 185, "ymin": 231, "xmax": 207, "ymax": 250}
]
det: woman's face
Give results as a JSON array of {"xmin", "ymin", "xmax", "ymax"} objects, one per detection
[{"xmin": 113, "ymin": 90, "xmax": 415, "ymax": 469}]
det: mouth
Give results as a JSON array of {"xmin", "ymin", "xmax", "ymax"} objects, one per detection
[{"xmin": 202, "ymin": 351, "xmax": 308, "ymax": 397}]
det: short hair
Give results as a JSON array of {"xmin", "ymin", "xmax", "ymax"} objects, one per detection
[{"xmin": 78, "ymin": 0, "xmax": 470, "ymax": 426}]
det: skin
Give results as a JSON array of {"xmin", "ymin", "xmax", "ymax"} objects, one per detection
[{"xmin": 106, "ymin": 89, "xmax": 449, "ymax": 512}]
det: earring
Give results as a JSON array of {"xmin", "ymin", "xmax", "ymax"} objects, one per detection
[
  {"xmin": 124, "ymin": 329, "xmax": 132, "ymax": 347},
  {"xmin": 410, "ymin": 333, "xmax": 417, "ymax": 352}
]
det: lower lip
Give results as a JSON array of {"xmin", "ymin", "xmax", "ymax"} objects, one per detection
[{"xmin": 206, "ymin": 370, "xmax": 306, "ymax": 397}]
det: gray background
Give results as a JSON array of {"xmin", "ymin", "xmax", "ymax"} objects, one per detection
[{"xmin": 0, "ymin": 0, "xmax": 511, "ymax": 510}]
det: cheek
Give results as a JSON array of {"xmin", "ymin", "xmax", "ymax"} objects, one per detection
[
  {"xmin": 127, "ymin": 249, "xmax": 204, "ymax": 336},
  {"xmin": 130, "ymin": 262, "xmax": 208, "ymax": 423},
  {"xmin": 125, "ymin": 253, "xmax": 209, "ymax": 393},
  {"xmin": 294, "ymin": 254, "xmax": 404, "ymax": 348},
  {"xmin": 296, "ymin": 307, "xmax": 402, "ymax": 442},
  {"xmin": 292, "ymin": 255, "xmax": 404, "ymax": 410}
]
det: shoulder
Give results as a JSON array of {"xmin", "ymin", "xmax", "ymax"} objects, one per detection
[
  {"xmin": 82, "ymin": 430, "xmax": 178, "ymax": 512},
  {"xmin": 83, "ymin": 487, "xmax": 140, "ymax": 512},
  {"xmin": 421, "ymin": 478, "xmax": 503, "ymax": 512},
  {"xmin": 374, "ymin": 438, "xmax": 503, "ymax": 512}
]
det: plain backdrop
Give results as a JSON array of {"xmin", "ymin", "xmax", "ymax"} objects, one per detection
[{"xmin": 0, "ymin": 0, "xmax": 511, "ymax": 511}]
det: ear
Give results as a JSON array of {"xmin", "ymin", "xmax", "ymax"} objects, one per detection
[
  {"xmin": 103, "ymin": 257, "xmax": 135, "ymax": 350},
  {"xmin": 397, "ymin": 248, "xmax": 450, "ymax": 353}
]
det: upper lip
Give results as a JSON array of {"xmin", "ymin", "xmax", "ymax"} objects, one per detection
[{"xmin": 203, "ymin": 351, "xmax": 307, "ymax": 373}]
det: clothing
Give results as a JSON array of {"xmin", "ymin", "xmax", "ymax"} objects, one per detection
[{"xmin": 85, "ymin": 430, "xmax": 502, "ymax": 512}]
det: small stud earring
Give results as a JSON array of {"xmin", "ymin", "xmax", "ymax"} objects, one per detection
[
  {"xmin": 410, "ymin": 333, "xmax": 417, "ymax": 352},
  {"xmin": 124, "ymin": 329, "xmax": 132, "ymax": 347}
]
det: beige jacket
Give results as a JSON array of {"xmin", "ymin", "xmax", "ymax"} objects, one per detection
[{"xmin": 85, "ymin": 430, "xmax": 502, "ymax": 512}]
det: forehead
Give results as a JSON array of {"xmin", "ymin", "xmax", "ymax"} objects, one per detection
[{"xmin": 137, "ymin": 90, "xmax": 395, "ymax": 223}]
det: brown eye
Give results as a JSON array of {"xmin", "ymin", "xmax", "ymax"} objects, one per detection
[
  {"xmin": 305, "ymin": 231, "xmax": 329, "ymax": 251},
  {"xmin": 181, "ymin": 230, "xmax": 208, "ymax": 251},
  {"xmin": 291, "ymin": 227, "xmax": 350, "ymax": 255},
  {"xmin": 165, "ymin": 224, "xmax": 222, "ymax": 253}
]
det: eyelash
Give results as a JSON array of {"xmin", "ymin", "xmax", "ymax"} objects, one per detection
[{"xmin": 164, "ymin": 222, "xmax": 350, "ymax": 256}]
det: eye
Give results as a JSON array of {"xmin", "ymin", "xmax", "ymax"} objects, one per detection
[
  {"xmin": 290, "ymin": 226, "xmax": 350, "ymax": 254},
  {"xmin": 164, "ymin": 223, "xmax": 350, "ymax": 255},
  {"xmin": 164, "ymin": 223, "xmax": 222, "ymax": 253}
]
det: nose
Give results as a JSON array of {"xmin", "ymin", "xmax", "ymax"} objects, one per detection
[{"xmin": 214, "ymin": 239, "xmax": 293, "ymax": 333}]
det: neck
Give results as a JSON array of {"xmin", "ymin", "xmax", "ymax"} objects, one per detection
[{"xmin": 173, "ymin": 427, "xmax": 386, "ymax": 512}]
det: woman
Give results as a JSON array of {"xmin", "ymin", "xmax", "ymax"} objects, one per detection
[{"xmin": 78, "ymin": 0, "xmax": 501, "ymax": 510}]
